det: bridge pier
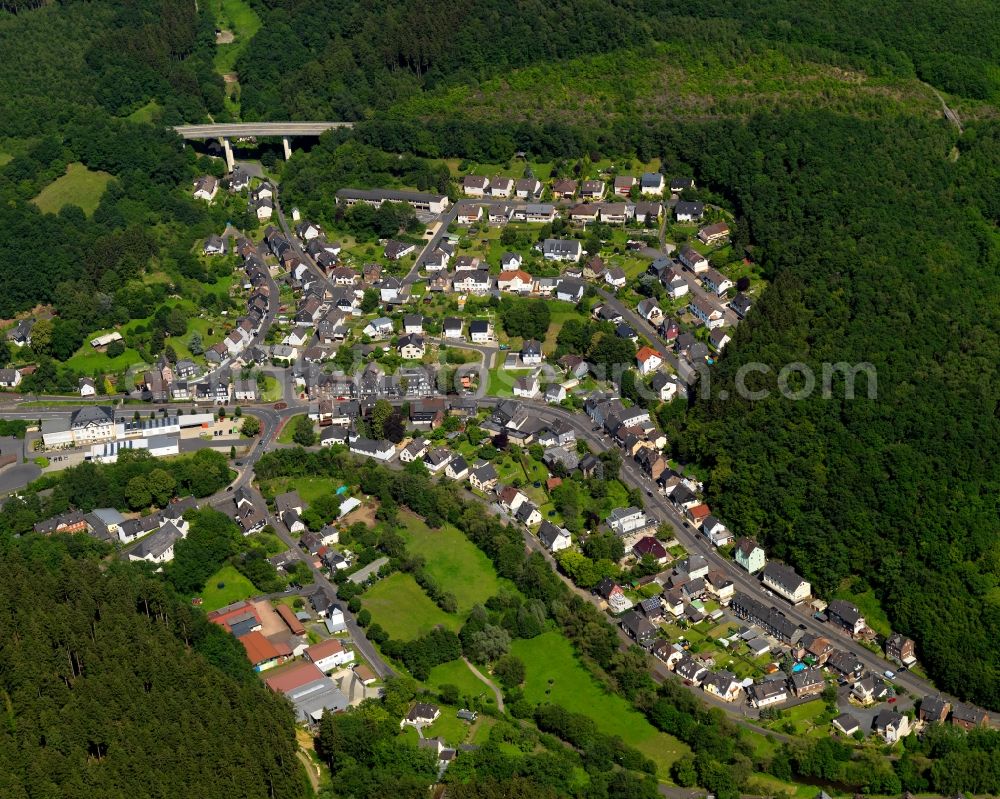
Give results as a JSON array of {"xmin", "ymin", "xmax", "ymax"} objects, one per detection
[
  {"xmin": 282, "ymin": 136, "xmax": 292, "ymax": 161},
  {"xmin": 219, "ymin": 137, "xmax": 235, "ymax": 171}
]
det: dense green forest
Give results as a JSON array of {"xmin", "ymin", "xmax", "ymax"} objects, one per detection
[
  {"xmin": 233, "ymin": 0, "xmax": 999, "ymax": 122},
  {"xmin": 0, "ymin": 538, "xmax": 306, "ymax": 798}
]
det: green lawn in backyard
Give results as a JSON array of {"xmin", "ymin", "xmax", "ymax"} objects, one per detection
[
  {"xmin": 424, "ymin": 659, "xmax": 495, "ymax": 705},
  {"xmin": 32, "ymin": 162, "xmax": 112, "ymax": 217},
  {"xmin": 213, "ymin": 0, "xmax": 261, "ymax": 75},
  {"xmin": 258, "ymin": 475, "xmax": 346, "ymax": 504},
  {"xmin": 397, "ymin": 510, "xmax": 503, "ymax": 613},
  {"xmin": 363, "ymin": 572, "xmax": 460, "ymax": 639},
  {"xmin": 423, "ymin": 709, "xmax": 473, "ymax": 747},
  {"xmin": 488, "ymin": 366, "xmax": 529, "ymax": 396},
  {"xmin": 248, "ymin": 529, "xmax": 288, "ymax": 556},
  {"xmin": 511, "ymin": 631, "xmax": 689, "ymax": 777},
  {"xmin": 200, "ymin": 565, "xmax": 258, "ymax": 611},
  {"xmin": 276, "ymin": 413, "xmax": 311, "ymax": 444}
]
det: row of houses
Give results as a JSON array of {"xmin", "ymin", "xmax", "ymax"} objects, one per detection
[{"xmin": 461, "ymin": 172, "xmax": 694, "ymax": 202}]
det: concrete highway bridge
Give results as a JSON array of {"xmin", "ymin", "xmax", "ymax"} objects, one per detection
[{"xmin": 171, "ymin": 122, "xmax": 354, "ymax": 168}]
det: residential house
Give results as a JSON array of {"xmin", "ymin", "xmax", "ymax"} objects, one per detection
[
  {"xmin": 826, "ymin": 650, "xmax": 865, "ymax": 679},
  {"xmin": 462, "ymin": 175, "xmax": 489, "ymax": 196},
  {"xmin": 489, "ymin": 176, "xmax": 514, "ymax": 197},
  {"xmin": 679, "ymin": 245, "xmax": 710, "ymax": 273},
  {"xmin": 702, "ymin": 268, "xmax": 734, "ymax": 296},
  {"xmin": 704, "ymin": 570, "xmax": 735, "ymax": 602},
  {"xmin": 620, "ymin": 610, "xmax": 656, "ymax": 648},
  {"xmin": 542, "ymin": 238, "xmax": 583, "ymax": 262},
  {"xmin": 305, "ymin": 638, "xmax": 355, "ymax": 672},
  {"xmin": 633, "ymin": 536, "xmax": 668, "ymax": 565},
  {"xmin": 399, "ymin": 437, "xmax": 429, "ymax": 463},
  {"xmin": 445, "ymin": 456, "xmax": 469, "ymax": 480},
  {"xmin": 555, "ymin": 278, "xmax": 585, "ymax": 303},
  {"xmin": 698, "ymin": 222, "xmax": 730, "ymax": 246},
  {"xmin": 551, "ymin": 179, "xmax": 578, "ymax": 199},
  {"xmin": 538, "ymin": 520, "xmax": 572, "ymax": 552},
  {"xmin": 443, "ymin": 317, "xmax": 464, "ymax": 339},
  {"xmin": 606, "ymin": 506, "xmax": 647, "ymax": 537},
  {"xmin": 349, "ymin": 437, "xmax": 396, "ymax": 461},
  {"xmin": 918, "ymin": 695, "xmax": 951, "ymax": 724},
  {"xmin": 7, "ymin": 318, "xmax": 34, "ymax": 347},
  {"xmin": 762, "ymin": 562, "xmax": 811, "ymax": 603},
  {"xmin": 521, "ymin": 338, "xmax": 543, "ymax": 365},
  {"xmin": 709, "ymin": 328, "xmax": 731, "ymax": 352},
  {"xmin": 457, "ymin": 205, "xmax": 483, "ymax": 224},
  {"xmin": 0, "ymin": 368, "xmax": 22, "ymax": 388},
  {"xmin": 193, "ymin": 175, "xmax": 218, "ymax": 201},
  {"xmin": 670, "ymin": 177, "xmax": 695, "ymax": 193},
  {"xmin": 690, "ymin": 297, "xmax": 725, "ymax": 329},
  {"xmin": 497, "ymin": 270, "xmax": 535, "ymax": 294},
  {"xmin": 595, "ymin": 578, "xmax": 632, "ymax": 614},
  {"xmin": 402, "ymin": 703, "xmax": 441, "ymax": 728},
  {"xmin": 633, "ymin": 201, "xmax": 663, "ymax": 224},
  {"xmin": 635, "ymin": 346, "xmax": 662, "ymax": 375},
  {"xmin": 790, "ymin": 669, "xmax": 825, "ymax": 698},
  {"xmin": 469, "ymin": 320, "xmax": 492, "ymax": 344},
  {"xmin": 513, "ymin": 375, "xmax": 539, "ymax": 398},
  {"xmin": 580, "ymin": 180, "xmax": 605, "ymax": 200},
  {"xmin": 885, "ymin": 633, "xmax": 916, "ymax": 665},
  {"xmin": 827, "ymin": 599, "xmax": 866, "ymax": 636},
  {"xmin": 515, "ymin": 177, "xmax": 542, "ymax": 198},
  {"xmin": 675, "ymin": 554, "xmax": 709, "ymax": 580},
  {"xmin": 673, "ymin": 655, "xmax": 707, "ymax": 686},
  {"xmin": 423, "ymin": 447, "xmax": 453, "ymax": 473},
  {"xmin": 604, "ymin": 266, "xmax": 627, "ymax": 288},
  {"xmin": 469, "ymin": 463, "xmax": 499, "ymax": 492},
  {"xmin": 675, "ymin": 201, "xmax": 704, "ymax": 222},
  {"xmin": 203, "ymin": 234, "xmax": 226, "ymax": 255},
  {"xmin": 640, "ymin": 172, "xmax": 664, "ymax": 196},
  {"xmin": 729, "ymin": 292, "xmax": 752, "ymax": 318},
  {"xmin": 515, "ymin": 501, "xmax": 542, "ymax": 527},
  {"xmin": 873, "ymin": 709, "xmax": 911, "ymax": 744},
  {"xmin": 453, "ymin": 269, "xmax": 492, "ymax": 295},
  {"xmin": 701, "ymin": 669, "xmax": 743, "ymax": 702},
  {"xmin": 730, "ymin": 592, "xmax": 804, "ymax": 644},
  {"xmin": 512, "ymin": 203, "xmax": 556, "ymax": 223},
  {"xmin": 336, "ymin": 188, "xmax": 449, "ymax": 215},
  {"xmin": 614, "ymin": 175, "xmax": 636, "ymax": 195},
  {"xmin": 702, "ymin": 516, "xmax": 732, "ymax": 547},
  {"xmin": 649, "ymin": 372, "xmax": 679, "ymax": 403},
  {"xmin": 398, "ymin": 333, "xmax": 426, "ymax": 360},
  {"xmin": 498, "ymin": 485, "xmax": 528, "ymax": 513},
  {"xmin": 636, "ymin": 298, "xmax": 663, "ymax": 324},
  {"xmin": 951, "ymin": 704, "xmax": 990, "ymax": 730},
  {"xmin": 735, "ymin": 538, "xmax": 766, "ymax": 573},
  {"xmin": 748, "ymin": 680, "xmax": 789, "ymax": 708},
  {"xmin": 363, "ymin": 317, "xmax": 394, "ymax": 339},
  {"xmin": 384, "ymin": 240, "xmax": 416, "ymax": 260}
]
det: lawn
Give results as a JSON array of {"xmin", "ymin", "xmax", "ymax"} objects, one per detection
[
  {"xmin": 424, "ymin": 710, "xmax": 473, "ymax": 747},
  {"xmin": 511, "ymin": 632, "xmax": 689, "ymax": 777},
  {"xmin": 200, "ymin": 565, "xmax": 258, "ymax": 611},
  {"xmin": 397, "ymin": 510, "xmax": 503, "ymax": 613},
  {"xmin": 259, "ymin": 374, "xmax": 283, "ymax": 402},
  {"xmin": 363, "ymin": 572, "xmax": 460, "ymax": 639},
  {"xmin": 544, "ymin": 304, "xmax": 588, "ymax": 351},
  {"xmin": 32, "ymin": 162, "xmax": 113, "ymax": 217},
  {"xmin": 277, "ymin": 413, "xmax": 311, "ymax": 444},
  {"xmin": 213, "ymin": 0, "xmax": 261, "ymax": 75},
  {"xmin": 425, "ymin": 659, "xmax": 494, "ymax": 704},
  {"xmin": 488, "ymin": 366, "xmax": 530, "ymax": 397},
  {"xmin": 259, "ymin": 475, "xmax": 346, "ymax": 505}
]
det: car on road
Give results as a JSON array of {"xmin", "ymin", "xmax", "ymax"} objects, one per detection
[
  {"xmin": 888, "ymin": 697, "xmax": 897, "ymax": 703},
  {"xmin": 273, "ymin": 402, "xmax": 288, "ymax": 409},
  {"xmin": 884, "ymin": 670, "xmax": 895, "ymax": 679}
]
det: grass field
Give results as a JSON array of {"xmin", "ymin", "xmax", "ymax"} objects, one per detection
[
  {"xmin": 544, "ymin": 304, "xmax": 588, "ymax": 351},
  {"xmin": 424, "ymin": 710, "xmax": 473, "ymax": 747},
  {"xmin": 200, "ymin": 565, "xmax": 258, "ymax": 611},
  {"xmin": 259, "ymin": 374, "xmax": 283, "ymax": 402},
  {"xmin": 397, "ymin": 511, "xmax": 503, "ymax": 613},
  {"xmin": 259, "ymin": 475, "xmax": 346, "ymax": 505},
  {"xmin": 362, "ymin": 572, "xmax": 460, "ymax": 639},
  {"xmin": 425, "ymin": 659, "xmax": 495, "ymax": 704},
  {"xmin": 32, "ymin": 162, "xmax": 113, "ymax": 217},
  {"xmin": 213, "ymin": 0, "xmax": 261, "ymax": 75},
  {"xmin": 277, "ymin": 413, "xmax": 311, "ymax": 444},
  {"xmin": 511, "ymin": 632, "xmax": 689, "ymax": 777}
]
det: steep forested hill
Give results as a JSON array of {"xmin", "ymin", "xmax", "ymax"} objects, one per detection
[
  {"xmin": 0, "ymin": 540, "xmax": 307, "ymax": 798},
  {"xmin": 233, "ymin": 0, "xmax": 1000, "ymax": 121}
]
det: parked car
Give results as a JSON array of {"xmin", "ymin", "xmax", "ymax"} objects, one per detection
[{"xmin": 884, "ymin": 670, "xmax": 895, "ymax": 679}]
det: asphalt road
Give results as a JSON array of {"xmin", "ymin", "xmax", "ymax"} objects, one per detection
[{"xmin": 172, "ymin": 122, "xmax": 354, "ymax": 139}]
